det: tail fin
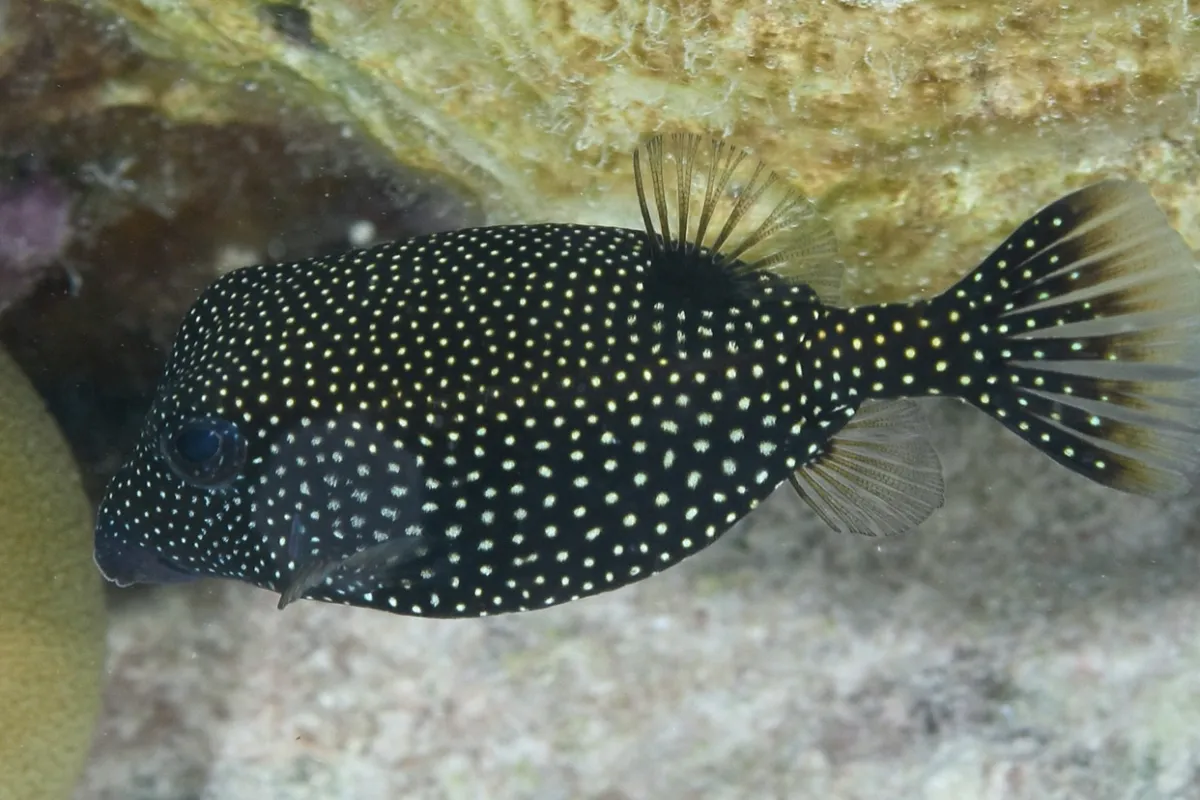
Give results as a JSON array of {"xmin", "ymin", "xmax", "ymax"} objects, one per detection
[{"xmin": 955, "ymin": 180, "xmax": 1200, "ymax": 497}]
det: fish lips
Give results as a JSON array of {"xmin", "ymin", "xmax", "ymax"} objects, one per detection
[
  {"xmin": 93, "ymin": 537, "xmax": 200, "ymax": 586},
  {"xmin": 92, "ymin": 504, "xmax": 200, "ymax": 587}
]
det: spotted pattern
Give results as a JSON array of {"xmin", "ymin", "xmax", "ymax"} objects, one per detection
[
  {"xmin": 96, "ymin": 223, "xmax": 854, "ymax": 616},
  {"xmin": 95, "ymin": 168, "xmax": 1200, "ymax": 617},
  {"xmin": 803, "ymin": 180, "xmax": 1200, "ymax": 497}
]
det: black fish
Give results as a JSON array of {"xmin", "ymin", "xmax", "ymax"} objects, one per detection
[{"xmin": 94, "ymin": 133, "xmax": 1200, "ymax": 617}]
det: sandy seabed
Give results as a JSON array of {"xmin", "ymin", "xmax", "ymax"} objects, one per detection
[{"xmin": 76, "ymin": 401, "xmax": 1200, "ymax": 800}]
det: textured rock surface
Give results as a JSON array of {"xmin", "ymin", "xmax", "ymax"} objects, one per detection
[
  {"xmin": 0, "ymin": 165, "xmax": 73, "ymax": 315},
  {"xmin": 76, "ymin": 404, "xmax": 1200, "ymax": 799},
  {"xmin": 19, "ymin": 1, "xmax": 1198, "ymax": 797},
  {"xmin": 0, "ymin": 346, "xmax": 106, "ymax": 800},
  {"xmin": 0, "ymin": 1, "xmax": 481, "ymax": 502},
  {"xmin": 73, "ymin": 0, "xmax": 1200, "ymax": 299}
]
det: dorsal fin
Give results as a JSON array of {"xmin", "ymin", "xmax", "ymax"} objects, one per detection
[{"xmin": 632, "ymin": 132, "xmax": 845, "ymax": 304}]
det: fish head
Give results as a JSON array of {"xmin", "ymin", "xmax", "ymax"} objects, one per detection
[
  {"xmin": 95, "ymin": 264, "xmax": 437, "ymax": 599},
  {"xmin": 94, "ymin": 394, "xmax": 252, "ymax": 587},
  {"xmin": 94, "ymin": 273, "xmax": 264, "ymax": 587}
]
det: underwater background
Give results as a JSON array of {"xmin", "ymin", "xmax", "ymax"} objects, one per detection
[{"xmin": 2, "ymin": 0, "xmax": 1200, "ymax": 797}]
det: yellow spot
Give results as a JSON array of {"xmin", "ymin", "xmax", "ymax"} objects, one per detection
[{"xmin": 904, "ymin": 347, "xmax": 916, "ymax": 359}]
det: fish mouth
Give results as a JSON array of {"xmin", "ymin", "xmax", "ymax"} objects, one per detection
[
  {"xmin": 93, "ymin": 494, "xmax": 200, "ymax": 587},
  {"xmin": 92, "ymin": 533, "xmax": 199, "ymax": 587}
]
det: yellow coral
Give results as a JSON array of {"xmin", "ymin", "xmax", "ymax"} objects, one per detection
[
  {"xmin": 0, "ymin": 347, "xmax": 105, "ymax": 800},
  {"xmin": 78, "ymin": 0, "xmax": 1200, "ymax": 300}
]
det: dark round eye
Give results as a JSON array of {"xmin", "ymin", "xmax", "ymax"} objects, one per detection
[
  {"xmin": 161, "ymin": 417, "xmax": 247, "ymax": 488},
  {"xmin": 175, "ymin": 426, "xmax": 221, "ymax": 462}
]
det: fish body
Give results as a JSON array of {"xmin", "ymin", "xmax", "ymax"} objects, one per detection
[{"xmin": 95, "ymin": 134, "xmax": 1200, "ymax": 617}]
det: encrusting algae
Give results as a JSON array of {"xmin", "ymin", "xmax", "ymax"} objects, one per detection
[
  {"xmin": 55, "ymin": 0, "xmax": 1200, "ymax": 300},
  {"xmin": 0, "ymin": 346, "xmax": 105, "ymax": 800},
  {"xmin": 95, "ymin": 133, "xmax": 1200, "ymax": 619}
]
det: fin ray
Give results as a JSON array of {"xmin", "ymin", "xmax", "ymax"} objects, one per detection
[
  {"xmin": 277, "ymin": 519, "xmax": 434, "ymax": 610},
  {"xmin": 633, "ymin": 132, "xmax": 844, "ymax": 303},
  {"xmin": 958, "ymin": 180, "xmax": 1200, "ymax": 497},
  {"xmin": 790, "ymin": 399, "xmax": 945, "ymax": 537}
]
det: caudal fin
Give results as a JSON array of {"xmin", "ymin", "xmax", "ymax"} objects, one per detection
[{"xmin": 958, "ymin": 180, "xmax": 1200, "ymax": 497}]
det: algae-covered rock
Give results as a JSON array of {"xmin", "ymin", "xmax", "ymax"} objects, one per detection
[
  {"xmin": 0, "ymin": 346, "xmax": 105, "ymax": 800},
  {"xmin": 0, "ymin": 1, "xmax": 484, "ymax": 501},
  {"xmin": 65, "ymin": 0, "xmax": 1200, "ymax": 299}
]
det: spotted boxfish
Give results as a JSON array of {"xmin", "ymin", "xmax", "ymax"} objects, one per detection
[{"xmin": 94, "ymin": 133, "xmax": 1200, "ymax": 618}]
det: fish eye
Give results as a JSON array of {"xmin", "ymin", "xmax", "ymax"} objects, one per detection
[{"xmin": 161, "ymin": 416, "xmax": 247, "ymax": 489}]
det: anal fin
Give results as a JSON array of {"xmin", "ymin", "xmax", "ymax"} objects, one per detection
[{"xmin": 789, "ymin": 399, "xmax": 945, "ymax": 537}]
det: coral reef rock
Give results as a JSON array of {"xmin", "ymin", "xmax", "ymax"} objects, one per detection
[
  {"xmin": 0, "ymin": 1, "xmax": 482, "ymax": 503},
  {"xmin": 0, "ymin": 346, "xmax": 106, "ymax": 800},
  {"xmin": 71, "ymin": 0, "xmax": 1200, "ymax": 299},
  {"xmin": 0, "ymin": 161, "xmax": 73, "ymax": 316}
]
